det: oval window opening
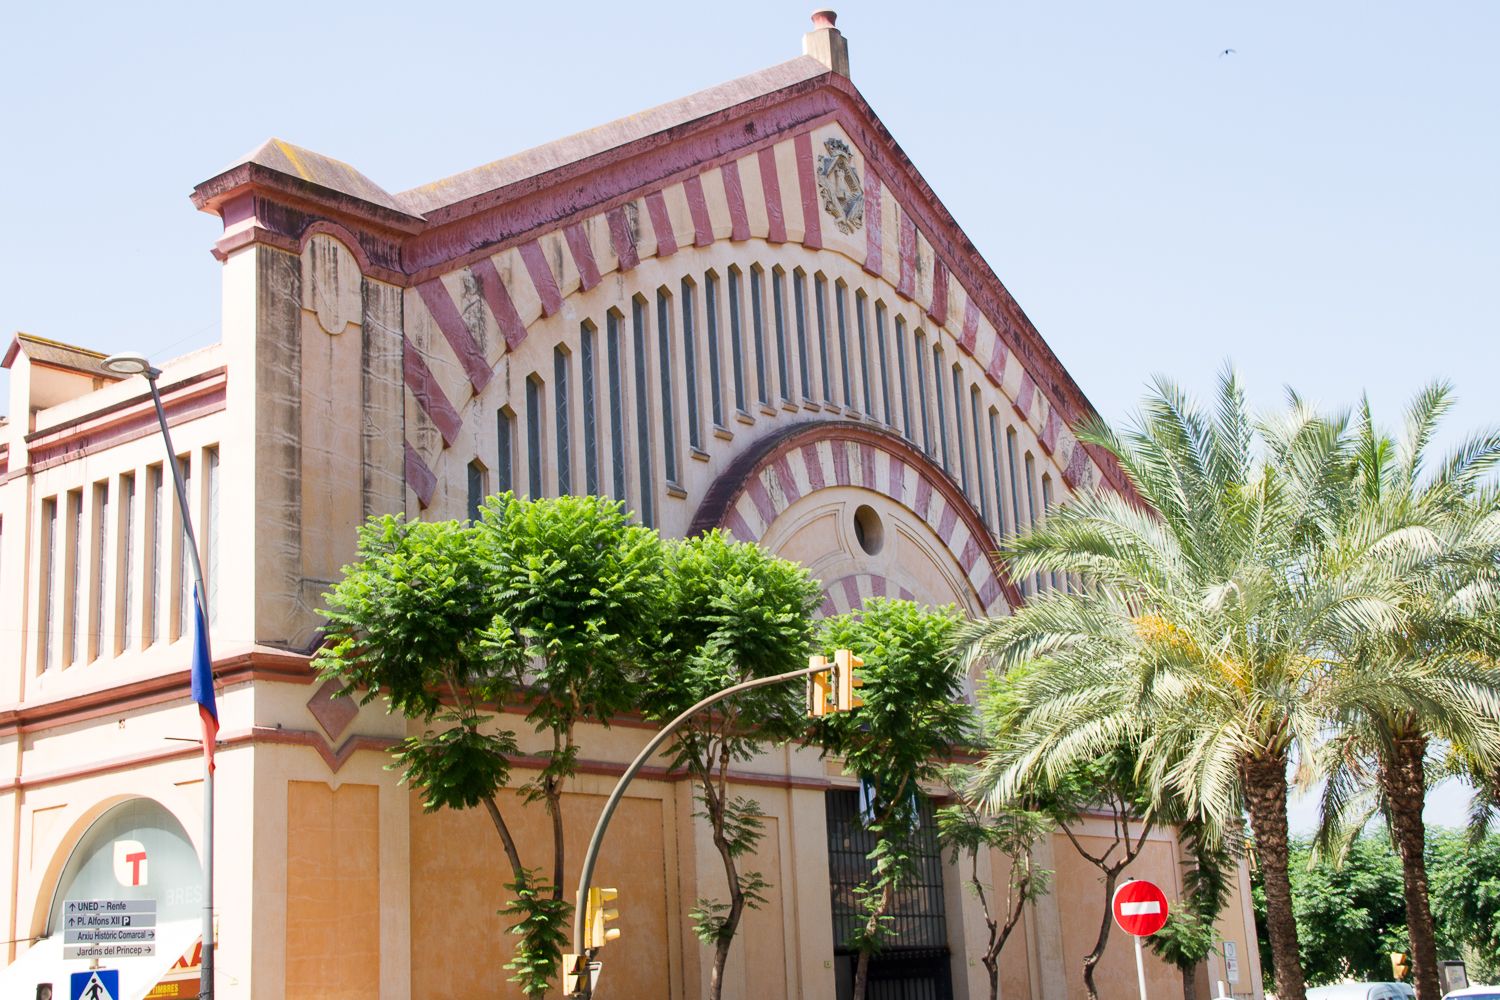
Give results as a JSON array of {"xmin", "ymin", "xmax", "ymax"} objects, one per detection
[{"xmin": 853, "ymin": 504, "xmax": 884, "ymax": 556}]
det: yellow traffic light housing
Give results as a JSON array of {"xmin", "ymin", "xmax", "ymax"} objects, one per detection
[
  {"xmin": 1391, "ymin": 952, "xmax": 1410, "ymax": 980},
  {"xmin": 807, "ymin": 655, "xmax": 832, "ymax": 717},
  {"xmin": 834, "ymin": 648, "xmax": 865, "ymax": 712},
  {"xmin": 585, "ymin": 887, "xmax": 621, "ymax": 950}
]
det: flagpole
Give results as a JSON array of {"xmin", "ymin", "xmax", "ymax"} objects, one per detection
[{"xmin": 104, "ymin": 353, "xmax": 215, "ymax": 1000}]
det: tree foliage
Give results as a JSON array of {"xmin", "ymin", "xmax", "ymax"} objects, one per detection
[
  {"xmin": 816, "ymin": 599, "xmax": 971, "ymax": 1000},
  {"xmin": 316, "ymin": 494, "xmax": 665, "ymax": 995},
  {"xmin": 638, "ymin": 530, "xmax": 820, "ymax": 1000}
]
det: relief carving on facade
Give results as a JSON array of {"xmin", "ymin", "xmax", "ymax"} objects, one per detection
[{"xmin": 817, "ymin": 138, "xmax": 864, "ymax": 234}]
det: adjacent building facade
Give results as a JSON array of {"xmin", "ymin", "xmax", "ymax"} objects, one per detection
[{"xmin": 0, "ymin": 13, "xmax": 1265, "ymax": 999}]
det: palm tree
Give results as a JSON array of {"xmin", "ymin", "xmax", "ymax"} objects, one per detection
[
  {"xmin": 1314, "ymin": 385, "xmax": 1500, "ymax": 1000},
  {"xmin": 959, "ymin": 370, "xmax": 1417, "ymax": 1000}
]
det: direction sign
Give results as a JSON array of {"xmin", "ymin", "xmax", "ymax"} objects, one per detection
[
  {"xmin": 71, "ymin": 968, "xmax": 119, "ymax": 1000},
  {"xmin": 63, "ymin": 899, "xmax": 156, "ymax": 959},
  {"xmin": 1112, "ymin": 879, "xmax": 1170, "ymax": 937}
]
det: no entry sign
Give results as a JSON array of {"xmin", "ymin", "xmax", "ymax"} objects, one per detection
[{"xmin": 1112, "ymin": 879, "xmax": 1169, "ymax": 937}]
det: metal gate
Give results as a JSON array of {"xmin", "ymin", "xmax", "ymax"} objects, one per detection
[{"xmin": 825, "ymin": 789, "xmax": 953, "ymax": 1000}]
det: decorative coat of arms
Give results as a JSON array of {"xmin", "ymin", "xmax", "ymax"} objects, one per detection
[{"xmin": 817, "ymin": 138, "xmax": 864, "ymax": 234}]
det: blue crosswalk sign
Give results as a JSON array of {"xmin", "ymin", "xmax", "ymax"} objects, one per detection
[{"xmin": 71, "ymin": 969, "xmax": 118, "ymax": 1000}]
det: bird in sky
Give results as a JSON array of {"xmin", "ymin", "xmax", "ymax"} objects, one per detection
[{"xmin": 1220, "ymin": 48, "xmax": 1237, "ymax": 56}]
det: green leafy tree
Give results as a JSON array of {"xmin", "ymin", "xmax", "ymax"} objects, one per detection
[
  {"xmin": 637, "ymin": 530, "xmax": 820, "ymax": 1000},
  {"xmin": 958, "ymin": 370, "xmax": 1420, "ymax": 1000},
  {"xmin": 316, "ymin": 494, "xmax": 665, "ymax": 995},
  {"xmin": 816, "ymin": 599, "xmax": 971, "ymax": 1000},
  {"xmin": 1429, "ymin": 828, "xmax": 1500, "ymax": 981},
  {"xmin": 936, "ymin": 764, "xmax": 1054, "ymax": 1000},
  {"xmin": 972, "ymin": 666, "xmax": 1158, "ymax": 1000},
  {"xmin": 1312, "ymin": 385, "xmax": 1500, "ymax": 1000},
  {"xmin": 1150, "ymin": 818, "xmax": 1240, "ymax": 1000}
]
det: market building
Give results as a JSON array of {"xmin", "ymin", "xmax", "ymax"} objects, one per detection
[{"xmin": 0, "ymin": 12, "xmax": 1264, "ymax": 999}]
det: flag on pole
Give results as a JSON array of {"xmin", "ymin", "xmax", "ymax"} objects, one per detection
[{"xmin": 190, "ymin": 592, "xmax": 218, "ymax": 771}]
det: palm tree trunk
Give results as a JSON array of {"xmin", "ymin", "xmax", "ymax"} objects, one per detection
[
  {"xmin": 1242, "ymin": 753, "xmax": 1307, "ymax": 1000},
  {"xmin": 1382, "ymin": 735, "xmax": 1442, "ymax": 1000}
]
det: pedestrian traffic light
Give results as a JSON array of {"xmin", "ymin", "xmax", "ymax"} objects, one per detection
[
  {"xmin": 807, "ymin": 655, "xmax": 832, "ymax": 717},
  {"xmin": 585, "ymin": 887, "xmax": 621, "ymax": 950},
  {"xmin": 1391, "ymin": 952, "xmax": 1410, "ymax": 980},
  {"xmin": 834, "ymin": 648, "xmax": 864, "ymax": 712}
]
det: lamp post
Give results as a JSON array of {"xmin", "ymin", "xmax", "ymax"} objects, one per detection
[{"xmin": 101, "ymin": 353, "xmax": 215, "ymax": 1000}]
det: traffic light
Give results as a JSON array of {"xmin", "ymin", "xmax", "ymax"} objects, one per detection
[
  {"xmin": 834, "ymin": 648, "xmax": 865, "ymax": 712},
  {"xmin": 807, "ymin": 655, "xmax": 832, "ymax": 717},
  {"xmin": 1391, "ymin": 952, "xmax": 1410, "ymax": 980},
  {"xmin": 585, "ymin": 886, "xmax": 621, "ymax": 950}
]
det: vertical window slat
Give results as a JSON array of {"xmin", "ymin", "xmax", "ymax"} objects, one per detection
[
  {"xmin": 681, "ymin": 280, "xmax": 701, "ymax": 452},
  {"xmin": 554, "ymin": 347, "xmax": 571, "ymax": 495},
  {"xmin": 856, "ymin": 291, "xmax": 874, "ymax": 419},
  {"xmin": 657, "ymin": 289, "xmax": 679, "ymax": 485},
  {"xmin": 120, "ymin": 473, "xmax": 135, "ymax": 654},
  {"xmin": 632, "ymin": 298, "xmax": 656, "ymax": 526},
  {"xmin": 751, "ymin": 267, "xmax": 770, "ymax": 407},
  {"xmin": 607, "ymin": 312, "xmax": 627, "ymax": 503},
  {"xmin": 727, "ymin": 268, "xmax": 747, "ymax": 415},
  {"xmin": 772, "ymin": 268, "xmax": 791, "ymax": 402},
  {"xmin": 526, "ymin": 376, "xmax": 544, "ymax": 499},
  {"xmin": 895, "ymin": 315, "xmax": 913, "ymax": 441},
  {"xmin": 815, "ymin": 273, "xmax": 833, "ymax": 404},
  {"xmin": 496, "ymin": 408, "xmax": 514, "ymax": 495},
  {"xmin": 705, "ymin": 273, "xmax": 724, "ymax": 428},
  {"xmin": 581, "ymin": 324, "xmax": 599, "ymax": 495}
]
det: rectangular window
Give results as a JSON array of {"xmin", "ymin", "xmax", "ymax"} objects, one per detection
[
  {"xmin": 875, "ymin": 301, "xmax": 892, "ymax": 425},
  {"xmin": 206, "ymin": 448, "xmax": 219, "ymax": 624},
  {"xmin": 772, "ymin": 267, "xmax": 791, "ymax": 402},
  {"xmin": 989, "ymin": 410, "xmax": 1008, "ymax": 538},
  {"xmin": 836, "ymin": 281, "xmax": 853, "ymax": 410},
  {"xmin": 606, "ymin": 310, "xmax": 627, "ymax": 503},
  {"xmin": 793, "ymin": 269, "xmax": 812, "ymax": 401},
  {"xmin": 632, "ymin": 297, "xmax": 656, "ymax": 527},
  {"xmin": 119, "ymin": 472, "xmax": 136, "ymax": 655},
  {"xmin": 467, "ymin": 461, "xmax": 485, "ymax": 521},
  {"xmin": 41, "ymin": 497, "xmax": 57, "ymax": 671},
  {"xmin": 657, "ymin": 288, "xmax": 680, "ymax": 485},
  {"xmin": 727, "ymin": 267, "xmax": 747, "ymax": 415},
  {"xmin": 895, "ymin": 315, "xmax": 913, "ymax": 441},
  {"xmin": 1005, "ymin": 427, "xmax": 1023, "ymax": 545},
  {"xmin": 581, "ymin": 323, "xmax": 599, "ymax": 495},
  {"xmin": 1025, "ymin": 451, "xmax": 1040, "ymax": 593},
  {"xmin": 91, "ymin": 481, "xmax": 108, "ymax": 661},
  {"xmin": 972, "ymin": 387, "xmax": 989, "ymax": 528},
  {"xmin": 496, "ymin": 408, "xmax": 515, "ymax": 495},
  {"xmin": 751, "ymin": 266, "xmax": 770, "ymax": 407},
  {"xmin": 526, "ymin": 376, "xmax": 544, "ymax": 499},
  {"xmin": 932, "ymin": 344, "xmax": 950, "ymax": 472},
  {"xmin": 856, "ymin": 290, "xmax": 874, "ymax": 419},
  {"xmin": 176, "ymin": 456, "xmax": 191, "ymax": 642},
  {"xmin": 69, "ymin": 488, "xmax": 83, "ymax": 665},
  {"xmin": 1042, "ymin": 474, "xmax": 1059, "ymax": 591},
  {"xmin": 951, "ymin": 367, "xmax": 967, "ymax": 493},
  {"xmin": 680, "ymin": 279, "xmax": 701, "ymax": 452},
  {"xmin": 147, "ymin": 464, "xmax": 162, "ymax": 646},
  {"xmin": 705, "ymin": 273, "xmax": 724, "ymax": 428},
  {"xmin": 554, "ymin": 346, "xmax": 571, "ymax": 495},
  {"xmin": 814, "ymin": 273, "xmax": 833, "ymax": 404},
  {"xmin": 915, "ymin": 331, "xmax": 933, "ymax": 457}
]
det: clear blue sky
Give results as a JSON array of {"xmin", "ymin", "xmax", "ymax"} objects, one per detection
[{"xmin": 3, "ymin": 1, "xmax": 1496, "ymax": 828}]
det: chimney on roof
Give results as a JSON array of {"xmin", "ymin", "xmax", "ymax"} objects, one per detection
[{"xmin": 803, "ymin": 10, "xmax": 850, "ymax": 77}]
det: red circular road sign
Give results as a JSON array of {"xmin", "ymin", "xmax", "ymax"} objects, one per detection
[{"xmin": 1112, "ymin": 879, "xmax": 1170, "ymax": 936}]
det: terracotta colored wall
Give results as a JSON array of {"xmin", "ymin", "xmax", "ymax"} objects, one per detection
[
  {"xmin": 409, "ymin": 784, "xmax": 673, "ymax": 998},
  {"xmin": 285, "ymin": 781, "xmax": 381, "ymax": 998}
]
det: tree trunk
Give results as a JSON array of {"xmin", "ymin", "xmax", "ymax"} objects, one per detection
[
  {"xmin": 984, "ymin": 955, "xmax": 1000, "ymax": 1000},
  {"xmin": 1181, "ymin": 959, "xmax": 1197, "ymax": 1000},
  {"xmin": 852, "ymin": 883, "xmax": 893, "ymax": 1000},
  {"xmin": 1241, "ymin": 753, "xmax": 1307, "ymax": 1000},
  {"xmin": 1081, "ymin": 867, "xmax": 1120, "ymax": 1000},
  {"xmin": 1382, "ymin": 735, "xmax": 1441, "ymax": 1000}
]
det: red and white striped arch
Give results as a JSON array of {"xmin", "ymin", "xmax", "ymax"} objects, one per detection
[{"xmin": 690, "ymin": 421, "xmax": 1022, "ymax": 618}]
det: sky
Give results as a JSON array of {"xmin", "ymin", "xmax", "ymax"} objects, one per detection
[{"xmin": 2, "ymin": 1, "xmax": 1496, "ymax": 829}]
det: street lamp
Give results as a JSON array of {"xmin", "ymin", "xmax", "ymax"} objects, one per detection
[{"xmin": 102, "ymin": 353, "xmax": 216, "ymax": 1000}]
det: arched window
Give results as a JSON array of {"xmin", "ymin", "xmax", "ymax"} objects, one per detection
[
  {"xmin": 605, "ymin": 310, "xmax": 627, "ymax": 503},
  {"xmin": 553, "ymin": 346, "xmax": 572, "ymax": 495},
  {"xmin": 631, "ymin": 296, "xmax": 656, "ymax": 526}
]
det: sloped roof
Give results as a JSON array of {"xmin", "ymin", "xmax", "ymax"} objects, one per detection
[
  {"xmin": 2, "ymin": 332, "xmax": 122, "ymax": 379},
  {"xmin": 398, "ymin": 56, "xmax": 831, "ymax": 218},
  {"xmin": 221, "ymin": 138, "xmax": 410, "ymax": 215}
]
